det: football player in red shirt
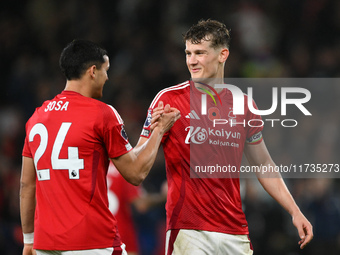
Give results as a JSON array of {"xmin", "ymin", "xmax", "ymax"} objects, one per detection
[
  {"xmin": 20, "ymin": 39, "xmax": 180, "ymax": 255},
  {"xmin": 137, "ymin": 19, "xmax": 313, "ymax": 255}
]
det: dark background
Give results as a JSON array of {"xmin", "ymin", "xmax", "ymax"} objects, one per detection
[{"xmin": 1, "ymin": 0, "xmax": 340, "ymax": 254}]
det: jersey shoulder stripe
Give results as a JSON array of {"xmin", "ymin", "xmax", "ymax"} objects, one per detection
[
  {"xmin": 107, "ymin": 105, "xmax": 124, "ymax": 124},
  {"xmin": 150, "ymin": 81, "xmax": 190, "ymax": 109}
]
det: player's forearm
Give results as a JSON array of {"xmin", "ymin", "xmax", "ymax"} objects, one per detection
[
  {"xmin": 20, "ymin": 182, "xmax": 36, "ymax": 233},
  {"xmin": 20, "ymin": 157, "xmax": 37, "ymax": 234},
  {"xmin": 132, "ymin": 127, "xmax": 164, "ymax": 184},
  {"xmin": 258, "ymin": 175, "xmax": 301, "ymax": 217},
  {"xmin": 115, "ymin": 109, "xmax": 179, "ymax": 185},
  {"xmin": 115, "ymin": 127, "xmax": 164, "ymax": 186},
  {"xmin": 248, "ymin": 145, "xmax": 302, "ymax": 217},
  {"xmin": 133, "ymin": 137, "xmax": 148, "ymax": 157}
]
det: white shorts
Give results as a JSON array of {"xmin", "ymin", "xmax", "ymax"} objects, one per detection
[
  {"xmin": 165, "ymin": 229, "xmax": 253, "ymax": 255},
  {"xmin": 36, "ymin": 244, "xmax": 127, "ymax": 255}
]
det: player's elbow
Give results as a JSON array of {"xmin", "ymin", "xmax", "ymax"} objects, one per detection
[
  {"xmin": 124, "ymin": 171, "xmax": 147, "ymax": 186},
  {"xmin": 130, "ymin": 179, "xmax": 142, "ymax": 186},
  {"xmin": 131, "ymin": 171, "xmax": 148, "ymax": 186},
  {"xmin": 117, "ymin": 161, "xmax": 150, "ymax": 186},
  {"xmin": 127, "ymin": 175, "xmax": 143, "ymax": 186}
]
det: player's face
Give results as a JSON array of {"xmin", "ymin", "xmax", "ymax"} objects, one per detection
[
  {"xmin": 93, "ymin": 55, "xmax": 109, "ymax": 98},
  {"xmin": 185, "ymin": 40, "xmax": 225, "ymax": 80}
]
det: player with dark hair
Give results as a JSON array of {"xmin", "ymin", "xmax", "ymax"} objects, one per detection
[
  {"xmin": 137, "ymin": 19, "xmax": 313, "ymax": 254},
  {"xmin": 20, "ymin": 39, "xmax": 180, "ymax": 255},
  {"xmin": 59, "ymin": 39, "xmax": 109, "ymax": 81}
]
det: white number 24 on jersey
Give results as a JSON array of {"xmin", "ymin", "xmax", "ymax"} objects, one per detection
[{"xmin": 29, "ymin": 122, "xmax": 84, "ymax": 181}]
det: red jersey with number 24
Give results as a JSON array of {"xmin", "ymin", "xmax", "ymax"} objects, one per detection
[{"xmin": 22, "ymin": 91, "xmax": 132, "ymax": 250}]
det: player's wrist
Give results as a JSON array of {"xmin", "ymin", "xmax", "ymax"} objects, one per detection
[
  {"xmin": 290, "ymin": 208, "xmax": 302, "ymax": 218},
  {"xmin": 23, "ymin": 232, "xmax": 34, "ymax": 244},
  {"xmin": 152, "ymin": 126, "xmax": 165, "ymax": 136}
]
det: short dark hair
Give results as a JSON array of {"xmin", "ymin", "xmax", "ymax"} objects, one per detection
[
  {"xmin": 183, "ymin": 19, "xmax": 231, "ymax": 49},
  {"xmin": 59, "ymin": 39, "xmax": 108, "ymax": 80}
]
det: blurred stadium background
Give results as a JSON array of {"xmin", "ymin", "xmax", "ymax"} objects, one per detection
[{"xmin": 1, "ymin": 0, "xmax": 340, "ymax": 254}]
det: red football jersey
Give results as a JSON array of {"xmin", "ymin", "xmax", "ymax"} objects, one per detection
[
  {"xmin": 22, "ymin": 91, "xmax": 132, "ymax": 250},
  {"xmin": 141, "ymin": 81, "xmax": 263, "ymax": 235},
  {"xmin": 107, "ymin": 162, "xmax": 141, "ymax": 253}
]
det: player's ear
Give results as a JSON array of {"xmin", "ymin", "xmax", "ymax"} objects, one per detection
[
  {"xmin": 219, "ymin": 48, "xmax": 229, "ymax": 63},
  {"xmin": 88, "ymin": 65, "xmax": 97, "ymax": 78}
]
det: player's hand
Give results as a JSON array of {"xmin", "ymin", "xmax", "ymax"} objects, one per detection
[
  {"xmin": 150, "ymin": 101, "xmax": 180, "ymax": 133},
  {"xmin": 150, "ymin": 101, "xmax": 181, "ymax": 134},
  {"xmin": 150, "ymin": 101, "xmax": 165, "ymax": 131},
  {"xmin": 23, "ymin": 244, "xmax": 37, "ymax": 255},
  {"xmin": 292, "ymin": 211, "xmax": 313, "ymax": 249}
]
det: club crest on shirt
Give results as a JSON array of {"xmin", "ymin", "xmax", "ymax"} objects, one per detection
[{"xmin": 143, "ymin": 109, "xmax": 152, "ymax": 128}]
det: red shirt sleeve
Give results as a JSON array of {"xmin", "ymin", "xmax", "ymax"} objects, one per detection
[
  {"xmin": 140, "ymin": 94, "xmax": 170, "ymax": 143},
  {"xmin": 100, "ymin": 104, "xmax": 133, "ymax": 158},
  {"xmin": 22, "ymin": 130, "xmax": 33, "ymax": 158}
]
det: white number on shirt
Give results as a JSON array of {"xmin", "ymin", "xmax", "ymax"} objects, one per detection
[{"xmin": 29, "ymin": 122, "xmax": 84, "ymax": 181}]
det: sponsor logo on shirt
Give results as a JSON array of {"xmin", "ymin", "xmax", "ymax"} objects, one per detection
[{"xmin": 184, "ymin": 126, "xmax": 241, "ymax": 148}]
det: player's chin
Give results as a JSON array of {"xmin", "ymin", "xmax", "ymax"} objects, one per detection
[
  {"xmin": 191, "ymin": 74, "xmax": 206, "ymax": 81},
  {"xmin": 190, "ymin": 72, "xmax": 201, "ymax": 78}
]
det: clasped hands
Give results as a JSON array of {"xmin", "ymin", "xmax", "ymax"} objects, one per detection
[{"xmin": 150, "ymin": 101, "xmax": 181, "ymax": 134}]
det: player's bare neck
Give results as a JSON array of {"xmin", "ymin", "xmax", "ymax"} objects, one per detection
[{"xmin": 64, "ymin": 79, "xmax": 92, "ymax": 98}]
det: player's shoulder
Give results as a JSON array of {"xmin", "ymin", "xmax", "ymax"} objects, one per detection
[
  {"xmin": 88, "ymin": 99, "xmax": 124, "ymax": 125},
  {"xmin": 158, "ymin": 80, "xmax": 191, "ymax": 96},
  {"xmin": 150, "ymin": 80, "xmax": 190, "ymax": 108},
  {"xmin": 103, "ymin": 103, "xmax": 124, "ymax": 124}
]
